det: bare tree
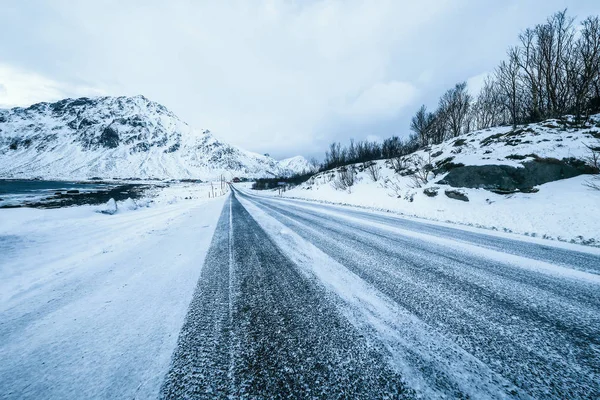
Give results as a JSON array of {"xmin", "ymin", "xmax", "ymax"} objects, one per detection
[
  {"xmin": 571, "ymin": 16, "xmax": 600, "ymax": 124},
  {"xmin": 496, "ymin": 47, "xmax": 523, "ymax": 128},
  {"xmin": 473, "ymin": 76, "xmax": 505, "ymax": 129},
  {"xmin": 536, "ymin": 10, "xmax": 576, "ymax": 117},
  {"xmin": 517, "ymin": 28, "xmax": 544, "ymax": 121},
  {"xmin": 410, "ymin": 105, "xmax": 435, "ymax": 146},
  {"xmin": 438, "ymin": 82, "xmax": 472, "ymax": 137}
]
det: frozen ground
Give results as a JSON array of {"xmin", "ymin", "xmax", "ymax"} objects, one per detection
[
  {"xmin": 2, "ymin": 183, "xmax": 599, "ymax": 399},
  {"xmin": 0, "ymin": 182, "xmax": 228, "ymax": 399}
]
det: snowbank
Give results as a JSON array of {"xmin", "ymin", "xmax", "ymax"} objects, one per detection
[{"xmin": 0, "ymin": 181, "xmax": 229, "ymax": 398}]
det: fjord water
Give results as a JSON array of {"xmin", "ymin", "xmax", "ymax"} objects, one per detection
[{"xmin": 0, "ymin": 180, "xmax": 114, "ymax": 207}]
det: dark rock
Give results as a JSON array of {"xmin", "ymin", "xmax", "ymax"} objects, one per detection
[
  {"xmin": 49, "ymin": 99, "xmax": 70, "ymax": 113},
  {"xmin": 423, "ymin": 187, "xmax": 439, "ymax": 197},
  {"xmin": 165, "ymin": 142, "xmax": 180, "ymax": 153},
  {"xmin": 445, "ymin": 189, "xmax": 469, "ymax": 202},
  {"xmin": 433, "ymin": 157, "xmax": 465, "ymax": 175},
  {"xmin": 69, "ymin": 98, "xmax": 93, "ymax": 108},
  {"xmin": 453, "ymin": 138, "xmax": 467, "ymax": 147},
  {"xmin": 67, "ymin": 119, "xmax": 79, "ymax": 130},
  {"xmin": 505, "ymin": 154, "xmax": 534, "ymax": 160},
  {"xmin": 79, "ymin": 117, "xmax": 98, "ymax": 128},
  {"xmin": 66, "ymin": 190, "xmax": 80, "ymax": 194},
  {"xmin": 481, "ymin": 133, "xmax": 505, "ymax": 146},
  {"xmin": 55, "ymin": 191, "xmax": 63, "ymax": 195},
  {"xmin": 438, "ymin": 158, "xmax": 597, "ymax": 192},
  {"xmin": 131, "ymin": 142, "xmax": 150, "ymax": 153},
  {"xmin": 0, "ymin": 204, "xmax": 22, "ymax": 209},
  {"xmin": 100, "ymin": 126, "xmax": 120, "ymax": 148},
  {"xmin": 489, "ymin": 188, "xmax": 519, "ymax": 195}
]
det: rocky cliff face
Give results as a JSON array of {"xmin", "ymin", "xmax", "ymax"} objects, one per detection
[{"xmin": 0, "ymin": 95, "xmax": 308, "ymax": 180}]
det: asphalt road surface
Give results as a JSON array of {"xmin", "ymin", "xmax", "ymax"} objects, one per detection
[{"xmin": 160, "ymin": 187, "xmax": 600, "ymax": 399}]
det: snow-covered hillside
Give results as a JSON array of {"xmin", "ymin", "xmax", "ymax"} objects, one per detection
[
  {"xmin": 277, "ymin": 155, "xmax": 315, "ymax": 174},
  {"xmin": 261, "ymin": 116, "xmax": 600, "ymax": 246},
  {"xmin": 0, "ymin": 95, "xmax": 309, "ymax": 180}
]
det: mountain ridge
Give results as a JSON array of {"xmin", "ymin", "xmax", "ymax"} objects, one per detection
[{"xmin": 0, "ymin": 95, "xmax": 310, "ymax": 180}]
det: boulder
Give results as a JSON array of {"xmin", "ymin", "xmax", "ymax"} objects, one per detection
[
  {"xmin": 66, "ymin": 190, "xmax": 80, "ymax": 194},
  {"xmin": 445, "ymin": 189, "xmax": 469, "ymax": 202},
  {"xmin": 423, "ymin": 187, "xmax": 439, "ymax": 197},
  {"xmin": 99, "ymin": 126, "xmax": 120, "ymax": 148},
  {"xmin": 438, "ymin": 158, "xmax": 597, "ymax": 192}
]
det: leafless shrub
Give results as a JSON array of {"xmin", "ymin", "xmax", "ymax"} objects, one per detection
[
  {"xmin": 384, "ymin": 176, "xmax": 404, "ymax": 198},
  {"xmin": 584, "ymin": 142, "xmax": 600, "ymax": 170},
  {"xmin": 584, "ymin": 140, "xmax": 600, "ymax": 190},
  {"xmin": 331, "ymin": 167, "xmax": 356, "ymax": 191},
  {"xmin": 407, "ymin": 150, "xmax": 435, "ymax": 188},
  {"xmin": 585, "ymin": 179, "xmax": 600, "ymax": 190},
  {"xmin": 390, "ymin": 156, "xmax": 409, "ymax": 173},
  {"xmin": 366, "ymin": 161, "xmax": 381, "ymax": 182}
]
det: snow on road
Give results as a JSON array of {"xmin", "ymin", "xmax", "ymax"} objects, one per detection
[
  {"xmin": 0, "ymin": 184, "xmax": 228, "ymax": 399},
  {"xmin": 2, "ymin": 183, "xmax": 600, "ymax": 399},
  {"xmin": 234, "ymin": 187, "xmax": 600, "ymax": 399}
]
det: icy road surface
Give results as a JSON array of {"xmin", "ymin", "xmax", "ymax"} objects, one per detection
[
  {"xmin": 2, "ymin": 186, "xmax": 600, "ymax": 399},
  {"xmin": 162, "ymin": 187, "xmax": 600, "ymax": 399}
]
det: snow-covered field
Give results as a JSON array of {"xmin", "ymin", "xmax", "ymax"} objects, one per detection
[
  {"xmin": 0, "ymin": 182, "xmax": 228, "ymax": 399},
  {"xmin": 260, "ymin": 118, "xmax": 600, "ymax": 246}
]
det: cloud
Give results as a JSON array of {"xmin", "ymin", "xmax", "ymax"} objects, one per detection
[
  {"xmin": 0, "ymin": 0, "xmax": 455, "ymax": 157},
  {"xmin": 0, "ymin": 63, "xmax": 105, "ymax": 108},
  {"xmin": 343, "ymin": 81, "xmax": 418, "ymax": 121},
  {"xmin": 2, "ymin": 0, "xmax": 598, "ymax": 158},
  {"xmin": 0, "ymin": 64, "xmax": 65, "ymax": 108},
  {"xmin": 466, "ymin": 72, "xmax": 491, "ymax": 98}
]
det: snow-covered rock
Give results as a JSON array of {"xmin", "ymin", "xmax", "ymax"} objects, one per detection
[
  {"xmin": 98, "ymin": 198, "xmax": 118, "ymax": 215},
  {"xmin": 0, "ymin": 95, "xmax": 309, "ymax": 180}
]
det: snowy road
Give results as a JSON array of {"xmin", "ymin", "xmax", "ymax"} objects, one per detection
[
  {"xmin": 2, "ymin": 186, "xmax": 599, "ymax": 399},
  {"xmin": 161, "ymin": 187, "xmax": 600, "ymax": 399}
]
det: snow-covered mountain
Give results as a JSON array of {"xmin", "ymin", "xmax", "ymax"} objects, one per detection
[
  {"xmin": 277, "ymin": 155, "xmax": 315, "ymax": 174},
  {"xmin": 0, "ymin": 95, "xmax": 309, "ymax": 180}
]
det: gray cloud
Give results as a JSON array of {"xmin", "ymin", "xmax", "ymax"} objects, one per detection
[{"xmin": 1, "ymin": 0, "xmax": 598, "ymax": 159}]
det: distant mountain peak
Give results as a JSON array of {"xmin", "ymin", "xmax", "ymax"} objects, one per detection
[{"xmin": 0, "ymin": 95, "xmax": 308, "ymax": 180}]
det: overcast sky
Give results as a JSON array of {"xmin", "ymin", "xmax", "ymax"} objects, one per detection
[{"xmin": 1, "ymin": 1, "xmax": 598, "ymax": 159}]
